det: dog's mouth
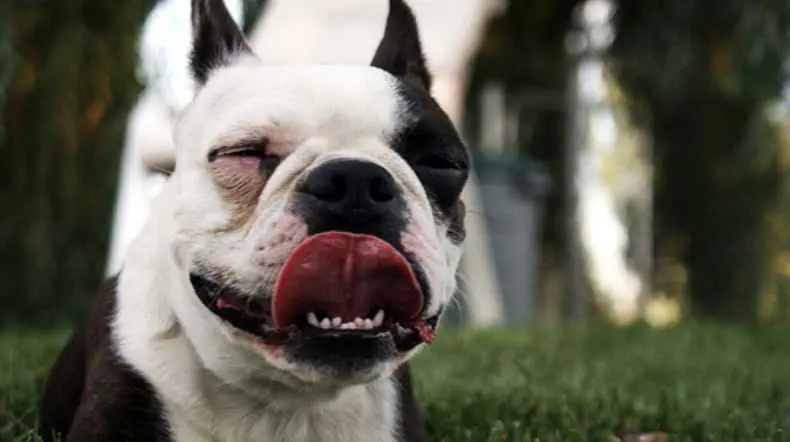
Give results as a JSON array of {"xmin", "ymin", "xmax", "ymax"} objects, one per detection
[{"xmin": 191, "ymin": 231, "xmax": 438, "ymax": 354}]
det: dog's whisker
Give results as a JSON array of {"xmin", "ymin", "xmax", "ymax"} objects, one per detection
[{"xmin": 448, "ymin": 292, "xmax": 466, "ymax": 311}]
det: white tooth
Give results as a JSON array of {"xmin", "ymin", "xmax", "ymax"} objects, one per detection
[
  {"xmin": 320, "ymin": 318, "xmax": 331, "ymax": 329},
  {"xmin": 340, "ymin": 322, "xmax": 356, "ymax": 330},
  {"xmin": 363, "ymin": 319, "xmax": 374, "ymax": 330},
  {"xmin": 307, "ymin": 312, "xmax": 320, "ymax": 327},
  {"xmin": 354, "ymin": 317, "xmax": 364, "ymax": 328},
  {"xmin": 332, "ymin": 317, "xmax": 342, "ymax": 327},
  {"xmin": 372, "ymin": 310, "xmax": 385, "ymax": 327}
]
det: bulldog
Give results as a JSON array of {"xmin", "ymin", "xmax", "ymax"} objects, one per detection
[{"xmin": 38, "ymin": 0, "xmax": 469, "ymax": 441}]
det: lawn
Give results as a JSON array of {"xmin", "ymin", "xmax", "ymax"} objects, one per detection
[{"xmin": 2, "ymin": 323, "xmax": 790, "ymax": 441}]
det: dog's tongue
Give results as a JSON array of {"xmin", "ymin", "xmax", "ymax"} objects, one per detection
[{"xmin": 273, "ymin": 232, "xmax": 423, "ymax": 328}]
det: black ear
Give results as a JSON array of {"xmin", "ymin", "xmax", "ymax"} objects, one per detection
[
  {"xmin": 190, "ymin": 0, "xmax": 253, "ymax": 85},
  {"xmin": 370, "ymin": 0, "xmax": 432, "ymax": 91}
]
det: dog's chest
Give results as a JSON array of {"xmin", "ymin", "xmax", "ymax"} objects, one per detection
[{"xmin": 164, "ymin": 380, "xmax": 399, "ymax": 442}]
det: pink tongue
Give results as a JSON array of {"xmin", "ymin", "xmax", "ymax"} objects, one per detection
[{"xmin": 272, "ymin": 232, "xmax": 424, "ymax": 328}]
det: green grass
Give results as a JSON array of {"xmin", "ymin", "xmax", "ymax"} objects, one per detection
[{"xmin": 2, "ymin": 324, "xmax": 790, "ymax": 441}]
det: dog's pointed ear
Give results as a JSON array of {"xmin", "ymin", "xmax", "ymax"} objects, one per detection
[
  {"xmin": 370, "ymin": 0, "xmax": 432, "ymax": 91},
  {"xmin": 190, "ymin": 0, "xmax": 252, "ymax": 85}
]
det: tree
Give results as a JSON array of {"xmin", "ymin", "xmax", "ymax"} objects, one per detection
[
  {"xmin": 467, "ymin": 0, "xmax": 790, "ymax": 320},
  {"xmin": 0, "ymin": 0, "xmax": 154, "ymax": 325},
  {"xmin": 611, "ymin": 0, "xmax": 790, "ymax": 319}
]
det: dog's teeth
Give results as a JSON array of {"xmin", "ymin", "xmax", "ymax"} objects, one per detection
[
  {"xmin": 332, "ymin": 317, "xmax": 342, "ymax": 327},
  {"xmin": 340, "ymin": 322, "xmax": 357, "ymax": 330},
  {"xmin": 363, "ymin": 319, "xmax": 374, "ymax": 330},
  {"xmin": 354, "ymin": 317, "xmax": 364, "ymax": 328},
  {"xmin": 320, "ymin": 318, "xmax": 331, "ymax": 329},
  {"xmin": 372, "ymin": 310, "xmax": 385, "ymax": 327},
  {"xmin": 307, "ymin": 312, "xmax": 320, "ymax": 327}
]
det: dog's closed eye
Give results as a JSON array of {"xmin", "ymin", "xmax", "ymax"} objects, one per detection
[
  {"xmin": 210, "ymin": 139, "xmax": 281, "ymax": 179},
  {"xmin": 414, "ymin": 154, "xmax": 463, "ymax": 171},
  {"xmin": 210, "ymin": 139, "xmax": 280, "ymax": 168},
  {"xmin": 209, "ymin": 139, "xmax": 280, "ymax": 229}
]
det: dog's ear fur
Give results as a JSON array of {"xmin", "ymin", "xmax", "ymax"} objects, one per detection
[
  {"xmin": 370, "ymin": 0, "xmax": 432, "ymax": 91},
  {"xmin": 190, "ymin": 0, "xmax": 252, "ymax": 85}
]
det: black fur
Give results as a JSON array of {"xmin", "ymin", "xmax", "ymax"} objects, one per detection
[
  {"xmin": 38, "ymin": 278, "xmax": 171, "ymax": 442},
  {"xmin": 288, "ymin": 331, "xmax": 399, "ymax": 377},
  {"xmin": 189, "ymin": 0, "xmax": 252, "ymax": 84},
  {"xmin": 370, "ymin": 0, "xmax": 432, "ymax": 91},
  {"xmin": 370, "ymin": 0, "xmax": 470, "ymax": 240},
  {"xmin": 395, "ymin": 365, "xmax": 427, "ymax": 442},
  {"xmin": 390, "ymin": 84, "xmax": 470, "ymax": 243}
]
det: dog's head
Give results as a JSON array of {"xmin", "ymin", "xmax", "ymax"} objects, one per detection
[{"xmin": 165, "ymin": 0, "xmax": 469, "ymax": 391}]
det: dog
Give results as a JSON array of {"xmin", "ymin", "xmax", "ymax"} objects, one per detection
[{"xmin": 38, "ymin": 0, "xmax": 469, "ymax": 441}]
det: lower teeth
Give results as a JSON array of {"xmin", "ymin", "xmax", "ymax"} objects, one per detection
[{"xmin": 306, "ymin": 310, "xmax": 385, "ymax": 330}]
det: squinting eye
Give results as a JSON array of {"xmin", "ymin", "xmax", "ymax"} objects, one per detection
[
  {"xmin": 415, "ymin": 155, "xmax": 463, "ymax": 170},
  {"xmin": 208, "ymin": 139, "xmax": 283, "ymax": 173},
  {"xmin": 208, "ymin": 144, "xmax": 267, "ymax": 162}
]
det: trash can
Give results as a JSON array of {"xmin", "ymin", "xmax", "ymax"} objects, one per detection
[{"xmin": 451, "ymin": 151, "xmax": 551, "ymax": 326}]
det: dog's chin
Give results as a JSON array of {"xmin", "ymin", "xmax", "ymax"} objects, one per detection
[{"xmin": 189, "ymin": 273, "xmax": 439, "ymax": 381}]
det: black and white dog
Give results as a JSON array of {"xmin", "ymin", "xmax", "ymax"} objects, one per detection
[{"xmin": 38, "ymin": 0, "xmax": 469, "ymax": 441}]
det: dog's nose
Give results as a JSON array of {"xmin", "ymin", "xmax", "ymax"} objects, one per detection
[{"xmin": 302, "ymin": 159, "xmax": 398, "ymax": 223}]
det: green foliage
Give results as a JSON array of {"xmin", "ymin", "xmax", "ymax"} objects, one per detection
[
  {"xmin": 3, "ymin": 325, "xmax": 790, "ymax": 441},
  {"xmin": 0, "ymin": 330, "xmax": 68, "ymax": 442},
  {"xmin": 0, "ymin": 1, "xmax": 153, "ymax": 326},
  {"xmin": 0, "ymin": 9, "xmax": 15, "ymax": 147},
  {"xmin": 611, "ymin": 0, "xmax": 790, "ymax": 319},
  {"xmin": 611, "ymin": 0, "xmax": 790, "ymax": 116}
]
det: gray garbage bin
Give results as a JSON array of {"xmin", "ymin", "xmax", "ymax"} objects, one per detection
[{"xmin": 448, "ymin": 152, "xmax": 551, "ymax": 326}]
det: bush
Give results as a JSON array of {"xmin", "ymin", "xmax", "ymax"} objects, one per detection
[{"xmin": 2, "ymin": 324, "xmax": 790, "ymax": 441}]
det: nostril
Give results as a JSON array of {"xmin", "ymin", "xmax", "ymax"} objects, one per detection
[
  {"xmin": 369, "ymin": 175, "xmax": 395, "ymax": 203},
  {"xmin": 302, "ymin": 159, "xmax": 398, "ymax": 208},
  {"xmin": 308, "ymin": 173, "xmax": 346, "ymax": 202},
  {"xmin": 326, "ymin": 175, "xmax": 346, "ymax": 202}
]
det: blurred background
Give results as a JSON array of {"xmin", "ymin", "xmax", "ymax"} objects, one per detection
[{"xmin": 2, "ymin": 0, "xmax": 790, "ymax": 330}]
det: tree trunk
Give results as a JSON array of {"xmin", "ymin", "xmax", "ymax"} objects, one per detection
[{"xmin": 653, "ymin": 91, "xmax": 778, "ymax": 320}]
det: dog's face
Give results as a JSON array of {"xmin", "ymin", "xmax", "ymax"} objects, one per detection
[{"xmin": 165, "ymin": 0, "xmax": 468, "ymax": 391}]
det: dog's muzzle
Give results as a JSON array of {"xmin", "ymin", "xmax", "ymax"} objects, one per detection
[{"xmin": 191, "ymin": 159, "xmax": 440, "ymax": 374}]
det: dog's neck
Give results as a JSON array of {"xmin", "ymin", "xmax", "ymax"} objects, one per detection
[
  {"xmin": 164, "ymin": 372, "xmax": 397, "ymax": 442},
  {"xmin": 112, "ymin": 191, "xmax": 400, "ymax": 442}
]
